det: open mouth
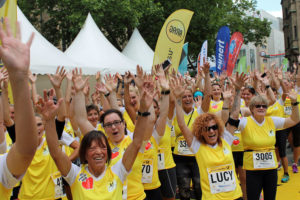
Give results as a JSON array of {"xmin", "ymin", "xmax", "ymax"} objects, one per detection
[
  {"xmin": 112, "ymin": 132, "xmax": 118, "ymax": 136},
  {"xmin": 208, "ymin": 134, "xmax": 216, "ymax": 138}
]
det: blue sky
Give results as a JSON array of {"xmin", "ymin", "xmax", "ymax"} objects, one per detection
[{"xmin": 256, "ymin": 0, "xmax": 282, "ymax": 17}]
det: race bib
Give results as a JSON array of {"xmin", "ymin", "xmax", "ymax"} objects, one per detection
[
  {"xmin": 207, "ymin": 164, "xmax": 236, "ymax": 194},
  {"xmin": 284, "ymin": 106, "xmax": 292, "ymax": 116},
  {"xmin": 142, "ymin": 159, "xmax": 153, "ymax": 183},
  {"xmin": 158, "ymin": 149, "xmax": 165, "ymax": 170},
  {"xmin": 253, "ymin": 151, "xmax": 275, "ymax": 169},
  {"xmin": 51, "ymin": 171, "xmax": 65, "ymax": 198},
  {"xmin": 177, "ymin": 136, "xmax": 193, "ymax": 155}
]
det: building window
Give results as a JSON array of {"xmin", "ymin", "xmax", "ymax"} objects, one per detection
[
  {"xmin": 294, "ymin": 26, "xmax": 298, "ymax": 39},
  {"xmin": 240, "ymin": 49, "xmax": 246, "ymax": 57}
]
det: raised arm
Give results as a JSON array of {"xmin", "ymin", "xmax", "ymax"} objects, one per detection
[
  {"xmin": 170, "ymin": 77, "xmax": 194, "ymax": 147},
  {"xmin": 0, "ymin": 83, "xmax": 6, "ymax": 153},
  {"xmin": 2, "ymin": 79, "xmax": 13, "ymax": 127},
  {"xmin": 28, "ymin": 70, "xmax": 38, "ymax": 105},
  {"xmin": 153, "ymin": 64, "xmax": 169, "ymax": 136},
  {"xmin": 104, "ymin": 74, "xmax": 119, "ymax": 110},
  {"xmin": 124, "ymin": 71, "xmax": 137, "ymax": 123},
  {"xmin": 201, "ymin": 62, "xmax": 212, "ymax": 113},
  {"xmin": 1, "ymin": 19, "xmax": 38, "ymax": 177},
  {"xmin": 283, "ymin": 90, "xmax": 300, "ymax": 129},
  {"xmin": 48, "ymin": 66, "xmax": 67, "ymax": 121},
  {"xmin": 37, "ymin": 91, "xmax": 71, "ymax": 176},
  {"xmin": 122, "ymin": 81, "xmax": 154, "ymax": 171},
  {"xmin": 72, "ymin": 68, "xmax": 94, "ymax": 135}
]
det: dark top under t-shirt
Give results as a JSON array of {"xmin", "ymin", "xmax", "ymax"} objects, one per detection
[{"xmin": 6, "ymin": 119, "xmax": 65, "ymax": 143}]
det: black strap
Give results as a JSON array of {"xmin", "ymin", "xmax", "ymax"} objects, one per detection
[{"xmin": 186, "ymin": 108, "xmax": 195, "ymax": 127}]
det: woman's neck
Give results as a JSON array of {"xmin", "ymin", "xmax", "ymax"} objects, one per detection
[
  {"xmin": 88, "ymin": 165, "xmax": 105, "ymax": 178},
  {"xmin": 213, "ymin": 96, "xmax": 221, "ymax": 101},
  {"xmin": 253, "ymin": 115, "xmax": 264, "ymax": 123}
]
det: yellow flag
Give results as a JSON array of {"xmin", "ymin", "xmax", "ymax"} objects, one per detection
[
  {"xmin": 0, "ymin": 0, "xmax": 17, "ymax": 104},
  {"xmin": 153, "ymin": 9, "xmax": 193, "ymax": 72},
  {"xmin": 261, "ymin": 64, "xmax": 265, "ymax": 73}
]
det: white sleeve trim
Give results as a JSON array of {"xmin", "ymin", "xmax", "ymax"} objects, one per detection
[
  {"xmin": 60, "ymin": 131, "xmax": 75, "ymax": 146},
  {"xmin": 223, "ymin": 129, "xmax": 234, "ymax": 146},
  {"xmin": 152, "ymin": 128, "xmax": 162, "ymax": 145},
  {"xmin": 63, "ymin": 163, "xmax": 81, "ymax": 186},
  {"xmin": 0, "ymin": 153, "xmax": 23, "ymax": 189},
  {"xmin": 190, "ymin": 136, "xmax": 201, "ymax": 154},
  {"xmin": 271, "ymin": 117, "xmax": 285, "ymax": 130},
  {"xmin": 238, "ymin": 117, "xmax": 247, "ymax": 132},
  {"xmin": 111, "ymin": 159, "xmax": 130, "ymax": 183},
  {"xmin": 120, "ymin": 107, "xmax": 126, "ymax": 114},
  {"xmin": 197, "ymin": 106, "xmax": 204, "ymax": 114}
]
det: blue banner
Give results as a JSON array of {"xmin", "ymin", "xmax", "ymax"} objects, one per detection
[
  {"xmin": 215, "ymin": 26, "xmax": 230, "ymax": 75},
  {"xmin": 178, "ymin": 42, "xmax": 189, "ymax": 75}
]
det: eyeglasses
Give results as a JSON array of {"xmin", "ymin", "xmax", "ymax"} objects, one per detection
[
  {"xmin": 103, "ymin": 120, "xmax": 122, "ymax": 128},
  {"xmin": 205, "ymin": 124, "xmax": 218, "ymax": 132},
  {"xmin": 255, "ymin": 105, "xmax": 267, "ymax": 109}
]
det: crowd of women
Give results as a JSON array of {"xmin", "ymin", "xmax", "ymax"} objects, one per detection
[{"xmin": 0, "ymin": 18, "xmax": 300, "ymax": 200}]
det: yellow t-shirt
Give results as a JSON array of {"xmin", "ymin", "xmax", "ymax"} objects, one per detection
[
  {"xmin": 158, "ymin": 123, "xmax": 176, "ymax": 170},
  {"xmin": 108, "ymin": 135, "xmax": 145, "ymax": 200},
  {"xmin": 69, "ymin": 164, "xmax": 124, "ymax": 200},
  {"xmin": 142, "ymin": 136, "xmax": 161, "ymax": 190},
  {"xmin": 209, "ymin": 100, "xmax": 223, "ymax": 113},
  {"xmin": 241, "ymin": 117, "xmax": 277, "ymax": 170},
  {"xmin": 173, "ymin": 108, "xmax": 199, "ymax": 156},
  {"xmin": 194, "ymin": 138, "xmax": 242, "ymax": 200},
  {"xmin": 231, "ymin": 113, "xmax": 244, "ymax": 152},
  {"xmin": 18, "ymin": 139, "xmax": 65, "ymax": 199},
  {"xmin": 123, "ymin": 110, "xmax": 135, "ymax": 133}
]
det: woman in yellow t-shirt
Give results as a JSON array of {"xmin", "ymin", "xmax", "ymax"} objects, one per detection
[
  {"xmin": 238, "ymin": 93, "xmax": 299, "ymax": 200},
  {"xmin": 42, "ymin": 73, "xmax": 154, "ymax": 200},
  {"xmin": 171, "ymin": 72, "xmax": 247, "ymax": 200}
]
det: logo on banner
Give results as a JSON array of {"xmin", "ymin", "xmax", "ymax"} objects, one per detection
[{"xmin": 166, "ymin": 20, "xmax": 185, "ymax": 43}]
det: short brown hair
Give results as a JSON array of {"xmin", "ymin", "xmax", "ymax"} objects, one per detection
[
  {"xmin": 192, "ymin": 113, "xmax": 224, "ymax": 145},
  {"xmin": 249, "ymin": 95, "xmax": 268, "ymax": 113},
  {"xmin": 79, "ymin": 130, "xmax": 112, "ymax": 165}
]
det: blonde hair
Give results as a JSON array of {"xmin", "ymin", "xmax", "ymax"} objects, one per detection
[{"xmin": 249, "ymin": 95, "xmax": 268, "ymax": 112}]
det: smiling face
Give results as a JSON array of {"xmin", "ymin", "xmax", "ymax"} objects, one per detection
[
  {"xmin": 35, "ymin": 116, "xmax": 44, "ymax": 143},
  {"xmin": 86, "ymin": 139, "xmax": 108, "ymax": 176},
  {"xmin": 212, "ymin": 84, "xmax": 221, "ymax": 101},
  {"xmin": 182, "ymin": 89, "xmax": 194, "ymax": 113},
  {"xmin": 87, "ymin": 109, "xmax": 99, "ymax": 128},
  {"xmin": 202, "ymin": 119, "xmax": 219, "ymax": 145},
  {"xmin": 249, "ymin": 95, "xmax": 268, "ymax": 119},
  {"xmin": 103, "ymin": 113, "xmax": 125, "ymax": 144},
  {"xmin": 242, "ymin": 88, "xmax": 255, "ymax": 106},
  {"xmin": 129, "ymin": 91, "xmax": 140, "ymax": 112}
]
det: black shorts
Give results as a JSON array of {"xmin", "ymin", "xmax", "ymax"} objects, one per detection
[
  {"xmin": 158, "ymin": 167, "xmax": 177, "ymax": 198},
  {"xmin": 233, "ymin": 151, "xmax": 244, "ymax": 167},
  {"xmin": 275, "ymin": 129, "xmax": 288, "ymax": 157},
  {"xmin": 276, "ymin": 122, "xmax": 300, "ymax": 147}
]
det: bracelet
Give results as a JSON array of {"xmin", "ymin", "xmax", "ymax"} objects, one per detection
[
  {"xmin": 227, "ymin": 117, "xmax": 240, "ymax": 128},
  {"xmin": 104, "ymin": 92, "xmax": 110, "ymax": 97},
  {"xmin": 161, "ymin": 90, "xmax": 170, "ymax": 95},
  {"xmin": 138, "ymin": 111, "xmax": 151, "ymax": 117},
  {"xmin": 222, "ymin": 107, "xmax": 229, "ymax": 110},
  {"xmin": 265, "ymin": 85, "xmax": 270, "ymax": 89},
  {"xmin": 292, "ymin": 102, "xmax": 299, "ymax": 106}
]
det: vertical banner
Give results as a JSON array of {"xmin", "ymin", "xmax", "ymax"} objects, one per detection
[
  {"xmin": 237, "ymin": 56, "xmax": 246, "ymax": 73},
  {"xmin": 153, "ymin": 9, "xmax": 193, "ymax": 72},
  {"xmin": 197, "ymin": 40, "xmax": 207, "ymax": 74},
  {"xmin": 178, "ymin": 42, "xmax": 188, "ymax": 75},
  {"xmin": 0, "ymin": 0, "xmax": 17, "ymax": 104},
  {"xmin": 215, "ymin": 26, "xmax": 230, "ymax": 75},
  {"xmin": 227, "ymin": 32, "xmax": 244, "ymax": 76}
]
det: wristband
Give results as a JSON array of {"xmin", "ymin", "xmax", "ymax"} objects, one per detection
[
  {"xmin": 138, "ymin": 111, "xmax": 150, "ymax": 117},
  {"xmin": 292, "ymin": 102, "xmax": 299, "ymax": 106},
  {"xmin": 104, "ymin": 92, "xmax": 110, "ymax": 97},
  {"xmin": 265, "ymin": 85, "xmax": 270, "ymax": 89},
  {"xmin": 222, "ymin": 107, "xmax": 229, "ymax": 110},
  {"xmin": 227, "ymin": 117, "xmax": 240, "ymax": 128},
  {"xmin": 161, "ymin": 90, "xmax": 170, "ymax": 95}
]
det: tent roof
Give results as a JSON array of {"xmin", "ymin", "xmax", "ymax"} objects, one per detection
[
  {"xmin": 18, "ymin": 7, "xmax": 85, "ymax": 74},
  {"xmin": 122, "ymin": 28, "xmax": 154, "ymax": 72},
  {"xmin": 64, "ymin": 13, "xmax": 137, "ymax": 74}
]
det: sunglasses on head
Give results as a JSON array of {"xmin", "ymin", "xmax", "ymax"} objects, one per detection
[
  {"xmin": 205, "ymin": 124, "xmax": 218, "ymax": 132},
  {"xmin": 255, "ymin": 104, "xmax": 267, "ymax": 109}
]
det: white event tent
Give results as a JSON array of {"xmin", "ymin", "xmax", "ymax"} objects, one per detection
[
  {"xmin": 64, "ymin": 13, "xmax": 138, "ymax": 74},
  {"xmin": 122, "ymin": 28, "xmax": 154, "ymax": 72},
  {"xmin": 17, "ymin": 7, "xmax": 85, "ymax": 74}
]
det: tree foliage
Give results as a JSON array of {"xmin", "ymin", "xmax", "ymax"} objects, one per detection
[{"xmin": 18, "ymin": 0, "xmax": 271, "ymax": 59}]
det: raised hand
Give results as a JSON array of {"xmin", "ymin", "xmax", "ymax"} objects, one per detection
[
  {"xmin": 95, "ymin": 82, "xmax": 108, "ymax": 94},
  {"xmin": 104, "ymin": 74, "xmax": 118, "ymax": 92},
  {"xmin": 36, "ymin": 89, "xmax": 63, "ymax": 121},
  {"xmin": 0, "ymin": 67, "xmax": 8, "ymax": 83},
  {"xmin": 203, "ymin": 62, "xmax": 210, "ymax": 74},
  {"xmin": 48, "ymin": 66, "xmax": 66, "ymax": 89},
  {"xmin": 230, "ymin": 72, "xmax": 248, "ymax": 90},
  {"xmin": 66, "ymin": 70, "xmax": 73, "ymax": 81},
  {"xmin": 124, "ymin": 71, "xmax": 134, "ymax": 85},
  {"xmin": 95, "ymin": 71, "xmax": 101, "ymax": 83},
  {"xmin": 222, "ymin": 86, "xmax": 232, "ymax": 101},
  {"xmin": 72, "ymin": 68, "xmax": 89, "ymax": 92},
  {"xmin": 139, "ymin": 81, "xmax": 155, "ymax": 112},
  {"xmin": 0, "ymin": 19, "xmax": 34, "ymax": 75},
  {"xmin": 288, "ymin": 90, "xmax": 298, "ymax": 103},
  {"xmin": 170, "ymin": 76, "xmax": 186, "ymax": 99},
  {"xmin": 134, "ymin": 65, "xmax": 144, "ymax": 89},
  {"xmin": 28, "ymin": 70, "xmax": 37, "ymax": 84},
  {"xmin": 154, "ymin": 64, "xmax": 169, "ymax": 91}
]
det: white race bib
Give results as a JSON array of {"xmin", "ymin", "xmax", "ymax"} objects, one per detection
[
  {"xmin": 253, "ymin": 151, "xmax": 275, "ymax": 169},
  {"xmin": 208, "ymin": 164, "xmax": 236, "ymax": 194},
  {"xmin": 158, "ymin": 149, "xmax": 165, "ymax": 170},
  {"xmin": 177, "ymin": 136, "xmax": 193, "ymax": 155},
  {"xmin": 51, "ymin": 171, "xmax": 65, "ymax": 198},
  {"xmin": 142, "ymin": 159, "xmax": 153, "ymax": 183},
  {"xmin": 284, "ymin": 106, "xmax": 292, "ymax": 116}
]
